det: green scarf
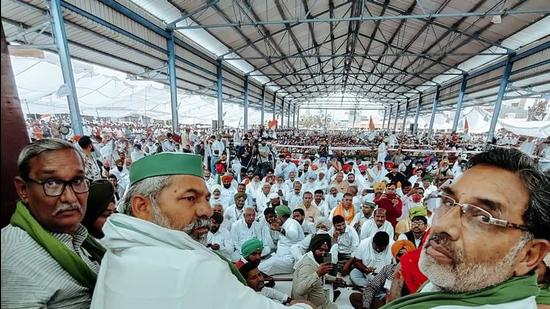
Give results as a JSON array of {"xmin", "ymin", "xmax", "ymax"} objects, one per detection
[
  {"xmin": 382, "ymin": 274, "xmax": 539, "ymax": 309},
  {"xmin": 212, "ymin": 250, "xmax": 248, "ymax": 286},
  {"xmin": 537, "ymin": 284, "xmax": 550, "ymax": 305},
  {"xmin": 10, "ymin": 202, "xmax": 105, "ymax": 290}
]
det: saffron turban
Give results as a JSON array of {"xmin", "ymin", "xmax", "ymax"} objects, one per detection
[{"xmin": 391, "ymin": 240, "xmax": 416, "ymax": 258}]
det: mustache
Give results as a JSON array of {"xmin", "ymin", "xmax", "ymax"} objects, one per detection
[
  {"xmin": 183, "ymin": 217, "xmax": 211, "ymax": 235},
  {"xmin": 52, "ymin": 203, "xmax": 82, "ymax": 216}
]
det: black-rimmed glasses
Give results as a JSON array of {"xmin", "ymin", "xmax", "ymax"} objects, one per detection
[{"xmin": 25, "ymin": 177, "xmax": 91, "ymax": 197}]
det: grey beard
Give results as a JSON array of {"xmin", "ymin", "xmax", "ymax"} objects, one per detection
[
  {"xmin": 150, "ymin": 203, "xmax": 211, "ymax": 243},
  {"xmin": 419, "ymin": 233, "xmax": 531, "ymax": 292}
]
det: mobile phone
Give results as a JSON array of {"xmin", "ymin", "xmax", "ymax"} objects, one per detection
[{"xmin": 322, "ymin": 253, "xmax": 332, "ymax": 264}]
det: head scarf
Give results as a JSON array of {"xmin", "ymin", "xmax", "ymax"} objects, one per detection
[
  {"xmin": 308, "ymin": 234, "xmax": 332, "ymax": 252},
  {"xmin": 391, "ymin": 240, "xmax": 416, "ymax": 258},
  {"xmin": 210, "ymin": 184, "xmax": 222, "ymax": 194},
  {"xmin": 241, "ymin": 238, "xmax": 263, "ymax": 258},
  {"xmin": 82, "ymin": 180, "xmax": 115, "ymax": 238}
]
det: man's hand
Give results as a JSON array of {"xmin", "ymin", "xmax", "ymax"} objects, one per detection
[
  {"xmin": 332, "ymin": 277, "xmax": 346, "ymax": 288},
  {"xmin": 365, "ymin": 266, "xmax": 376, "ymax": 274},
  {"xmin": 317, "ymin": 263, "xmax": 333, "ymax": 277},
  {"xmin": 210, "ymin": 243, "xmax": 220, "ymax": 251},
  {"xmin": 332, "ymin": 230, "xmax": 340, "ymax": 242},
  {"xmin": 270, "ymin": 222, "xmax": 282, "ymax": 232},
  {"xmin": 392, "ymin": 198, "xmax": 399, "ymax": 206}
]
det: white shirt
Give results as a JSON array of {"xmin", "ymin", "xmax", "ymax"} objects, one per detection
[
  {"xmin": 207, "ymin": 227, "xmax": 234, "ymax": 260},
  {"xmin": 92, "ymin": 214, "xmax": 310, "ymax": 309},
  {"xmin": 329, "ymin": 225, "xmax": 359, "ymax": 255},
  {"xmin": 312, "ymin": 199, "xmax": 330, "ymax": 217},
  {"xmin": 286, "ymin": 191, "xmax": 303, "ymax": 211},
  {"xmin": 211, "ymin": 140, "xmax": 225, "ymax": 157},
  {"xmin": 300, "ymin": 220, "xmax": 316, "ymax": 236},
  {"xmin": 360, "ymin": 219, "xmax": 394, "ymax": 241},
  {"xmin": 353, "ymin": 236, "xmax": 393, "ymax": 273},
  {"xmin": 275, "ymin": 218, "xmax": 304, "ymax": 257},
  {"xmin": 231, "ymin": 219, "xmax": 274, "ymax": 257},
  {"xmin": 224, "ymin": 205, "xmax": 244, "ymax": 230}
]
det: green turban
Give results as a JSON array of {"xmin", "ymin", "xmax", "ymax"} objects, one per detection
[
  {"xmin": 129, "ymin": 153, "xmax": 203, "ymax": 185},
  {"xmin": 274, "ymin": 205, "xmax": 291, "ymax": 217},
  {"xmin": 234, "ymin": 192, "xmax": 247, "ymax": 202},
  {"xmin": 241, "ymin": 238, "xmax": 263, "ymax": 258},
  {"xmin": 409, "ymin": 205, "xmax": 428, "ymax": 219}
]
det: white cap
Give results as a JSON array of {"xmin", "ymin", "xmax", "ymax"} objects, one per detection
[{"xmin": 269, "ymin": 193, "xmax": 280, "ymax": 199}]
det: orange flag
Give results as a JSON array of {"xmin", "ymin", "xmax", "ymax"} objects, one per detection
[{"xmin": 368, "ymin": 116, "xmax": 375, "ymax": 130}]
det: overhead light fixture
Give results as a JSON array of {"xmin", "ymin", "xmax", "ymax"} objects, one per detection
[{"xmin": 491, "ymin": 15, "xmax": 502, "ymax": 24}]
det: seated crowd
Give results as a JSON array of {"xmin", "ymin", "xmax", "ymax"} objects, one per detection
[{"xmin": 2, "ymin": 126, "xmax": 549, "ymax": 309}]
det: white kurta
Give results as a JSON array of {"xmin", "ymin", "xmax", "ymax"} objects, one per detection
[
  {"xmin": 360, "ymin": 219, "xmax": 395, "ymax": 240},
  {"xmin": 224, "ymin": 205, "xmax": 244, "ymax": 231},
  {"xmin": 231, "ymin": 219, "xmax": 274, "ymax": 261},
  {"xmin": 259, "ymin": 218, "xmax": 304, "ymax": 275},
  {"xmin": 329, "ymin": 226, "xmax": 359, "ymax": 256},
  {"xmin": 91, "ymin": 214, "xmax": 311, "ymax": 309},
  {"xmin": 207, "ymin": 227, "xmax": 234, "ymax": 260}
]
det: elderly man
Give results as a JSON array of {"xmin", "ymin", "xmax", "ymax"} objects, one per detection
[
  {"xmin": 292, "ymin": 234, "xmax": 342, "ymax": 309},
  {"xmin": 330, "ymin": 193, "xmax": 356, "ymax": 225},
  {"xmin": 260, "ymin": 205, "xmax": 305, "ymax": 275},
  {"xmin": 224, "ymin": 192, "xmax": 247, "ymax": 230},
  {"xmin": 325, "ymin": 186, "xmax": 343, "ymax": 215},
  {"xmin": 231, "ymin": 206, "xmax": 274, "ymax": 261},
  {"xmin": 331, "ymin": 172, "xmax": 349, "ymax": 194},
  {"xmin": 90, "ymin": 153, "xmax": 308, "ymax": 308},
  {"xmin": 207, "ymin": 212, "xmax": 234, "ymax": 259},
  {"xmin": 384, "ymin": 148, "xmax": 550, "ymax": 309},
  {"xmin": 360, "ymin": 208, "xmax": 395, "ymax": 241},
  {"xmin": 350, "ymin": 231, "xmax": 393, "ymax": 287},
  {"xmin": 2, "ymin": 139, "xmax": 104, "ymax": 307}
]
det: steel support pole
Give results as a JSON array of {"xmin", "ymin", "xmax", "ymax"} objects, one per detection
[
  {"xmin": 393, "ymin": 103, "xmax": 399, "ymax": 131},
  {"xmin": 243, "ymin": 75, "xmax": 249, "ymax": 131},
  {"xmin": 402, "ymin": 99, "xmax": 409, "ymax": 132},
  {"xmin": 50, "ymin": 0, "xmax": 83, "ymax": 135},
  {"xmin": 273, "ymin": 91, "xmax": 277, "ymax": 121},
  {"xmin": 413, "ymin": 93, "xmax": 422, "ymax": 134},
  {"xmin": 387, "ymin": 106, "xmax": 393, "ymax": 131},
  {"xmin": 428, "ymin": 86, "xmax": 440, "ymax": 138},
  {"xmin": 216, "ymin": 59, "xmax": 223, "ymax": 131},
  {"xmin": 260, "ymin": 85, "xmax": 265, "ymax": 127},
  {"xmin": 281, "ymin": 100, "xmax": 285, "ymax": 128},
  {"xmin": 297, "ymin": 107, "xmax": 300, "ymax": 129},
  {"xmin": 287, "ymin": 102, "xmax": 291, "ymax": 128},
  {"xmin": 292, "ymin": 105, "xmax": 296, "ymax": 128},
  {"xmin": 452, "ymin": 74, "xmax": 468, "ymax": 132},
  {"xmin": 488, "ymin": 55, "xmax": 514, "ymax": 143},
  {"xmin": 382, "ymin": 108, "xmax": 387, "ymax": 129},
  {"xmin": 167, "ymin": 31, "xmax": 179, "ymax": 133}
]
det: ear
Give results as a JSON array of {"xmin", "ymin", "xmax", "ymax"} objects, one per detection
[
  {"xmin": 14, "ymin": 176, "xmax": 30, "ymax": 203},
  {"xmin": 130, "ymin": 194, "xmax": 153, "ymax": 222},
  {"xmin": 513, "ymin": 238, "xmax": 550, "ymax": 277}
]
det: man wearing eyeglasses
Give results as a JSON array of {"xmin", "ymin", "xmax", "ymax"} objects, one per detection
[
  {"xmin": 2, "ymin": 139, "xmax": 104, "ymax": 308},
  {"xmin": 397, "ymin": 215, "xmax": 428, "ymax": 248},
  {"xmin": 383, "ymin": 148, "xmax": 550, "ymax": 309}
]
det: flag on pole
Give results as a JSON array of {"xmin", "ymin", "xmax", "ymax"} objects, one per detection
[
  {"xmin": 464, "ymin": 118, "xmax": 469, "ymax": 131},
  {"xmin": 368, "ymin": 116, "xmax": 375, "ymax": 130}
]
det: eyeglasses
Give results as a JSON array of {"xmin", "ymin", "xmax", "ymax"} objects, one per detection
[
  {"xmin": 411, "ymin": 221, "xmax": 426, "ymax": 226},
  {"xmin": 428, "ymin": 192, "xmax": 530, "ymax": 231},
  {"xmin": 25, "ymin": 177, "xmax": 91, "ymax": 197}
]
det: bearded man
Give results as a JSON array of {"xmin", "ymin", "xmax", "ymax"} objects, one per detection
[
  {"xmin": 91, "ymin": 153, "xmax": 308, "ymax": 308},
  {"xmin": 383, "ymin": 148, "xmax": 550, "ymax": 309}
]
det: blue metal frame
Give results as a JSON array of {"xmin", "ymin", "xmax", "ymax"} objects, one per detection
[
  {"xmin": 167, "ymin": 31, "xmax": 179, "ymax": 132},
  {"xmin": 413, "ymin": 93, "xmax": 422, "ymax": 134},
  {"xmin": 488, "ymin": 54, "xmax": 514, "ymax": 142},
  {"xmin": 50, "ymin": 0, "xmax": 83, "ymax": 135},
  {"xmin": 387, "ymin": 106, "xmax": 393, "ymax": 131},
  {"xmin": 452, "ymin": 74, "xmax": 468, "ymax": 132},
  {"xmin": 428, "ymin": 86, "xmax": 440, "ymax": 138},
  {"xmin": 260, "ymin": 85, "xmax": 265, "ymax": 126},
  {"xmin": 217, "ymin": 59, "xmax": 223, "ymax": 131},
  {"xmin": 402, "ymin": 99, "xmax": 409, "ymax": 132},
  {"xmin": 243, "ymin": 75, "xmax": 249, "ymax": 131}
]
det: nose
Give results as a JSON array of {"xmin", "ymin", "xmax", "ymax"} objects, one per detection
[
  {"xmin": 431, "ymin": 203, "xmax": 461, "ymax": 241},
  {"xmin": 59, "ymin": 183, "xmax": 79, "ymax": 204},
  {"xmin": 196, "ymin": 196, "xmax": 213, "ymax": 219}
]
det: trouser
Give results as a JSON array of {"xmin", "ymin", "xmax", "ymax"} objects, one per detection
[
  {"xmin": 210, "ymin": 155, "xmax": 219, "ymax": 175},
  {"xmin": 258, "ymin": 254, "xmax": 294, "ymax": 275},
  {"xmin": 350, "ymin": 268, "xmax": 374, "ymax": 287}
]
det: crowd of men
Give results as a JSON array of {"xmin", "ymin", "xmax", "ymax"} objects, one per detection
[{"xmin": 2, "ymin": 119, "xmax": 550, "ymax": 308}]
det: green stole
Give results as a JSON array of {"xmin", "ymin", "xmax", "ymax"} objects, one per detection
[
  {"xmin": 382, "ymin": 274, "xmax": 539, "ymax": 309},
  {"xmin": 10, "ymin": 202, "xmax": 105, "ymax": 290},
  {"xmin": 537, "ymin": 284, "xmax": 550, "ymax": 305}
]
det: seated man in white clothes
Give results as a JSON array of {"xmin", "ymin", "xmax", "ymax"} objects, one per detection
[
  {"xmin": 329, "ymin": 215, "xmax": 360, "ymax": 262},
  {"xmin": 325, "ymin": 186, "xmax": 343, "ymax": 213},
  {"xmin": 349, "ymin": 231, "xmax": 393, "ymax": 287},
  {"xmin": 231, "ymin": 206, "xmax": 274, "ymax": 261},
  {"xmin": 207, "ymin": 212, "xmax": 234, "ymax": 260},
  {"xmin": 239, "ymin": 262, "xmax": 296, "ymax": 305},
  {"xmin": 90, "ymin": 153, "xmax": 311, "ymax": 308},
  {"xmin": 360, "ymin": 208, "xmax": 394, "ymax": 241},
  {"xmin": 352, "ymin": 201, "xmax": 376, "ymax": 234},
  {"xmin": 259, "ymin": 205, "xmax": 305, "ymax": 275},
  {"xmin": 293, "ymin": 208, "xmax": 316, "ymax": 236},
  {"xmin": 224, "ymin": 192, "xmax": 247, "ymax": 231},
  {"xmin": 312, "ymin": 189, "xmax": 330, "ymax": 217},
  {"xmin": 297, "ymin": 191, "xmax": 320, "ymax": 223},
  {"xmin": 286, "ymin": 181, "xmax": 304, "ymax": 210}
]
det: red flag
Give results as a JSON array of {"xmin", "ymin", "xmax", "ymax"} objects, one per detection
[
  {"xmin": 464, "ymin": 118, "xmax": 469, "ymax": 131},
  {"xmin": 368, "ymin": 116, "xmax": 375, "ymax": 130}
]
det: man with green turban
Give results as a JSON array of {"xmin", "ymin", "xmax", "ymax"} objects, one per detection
[
  {"xmin": 235, "ymin": 238, "xmax": 264, "ymax": 269},
  {"xmin": 259, "ymin": 205, "xmax": 305, "ymax": 275},
  {"xmin": 91, "ymin": 153, "xmax": 311, "ymax": 309}
]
